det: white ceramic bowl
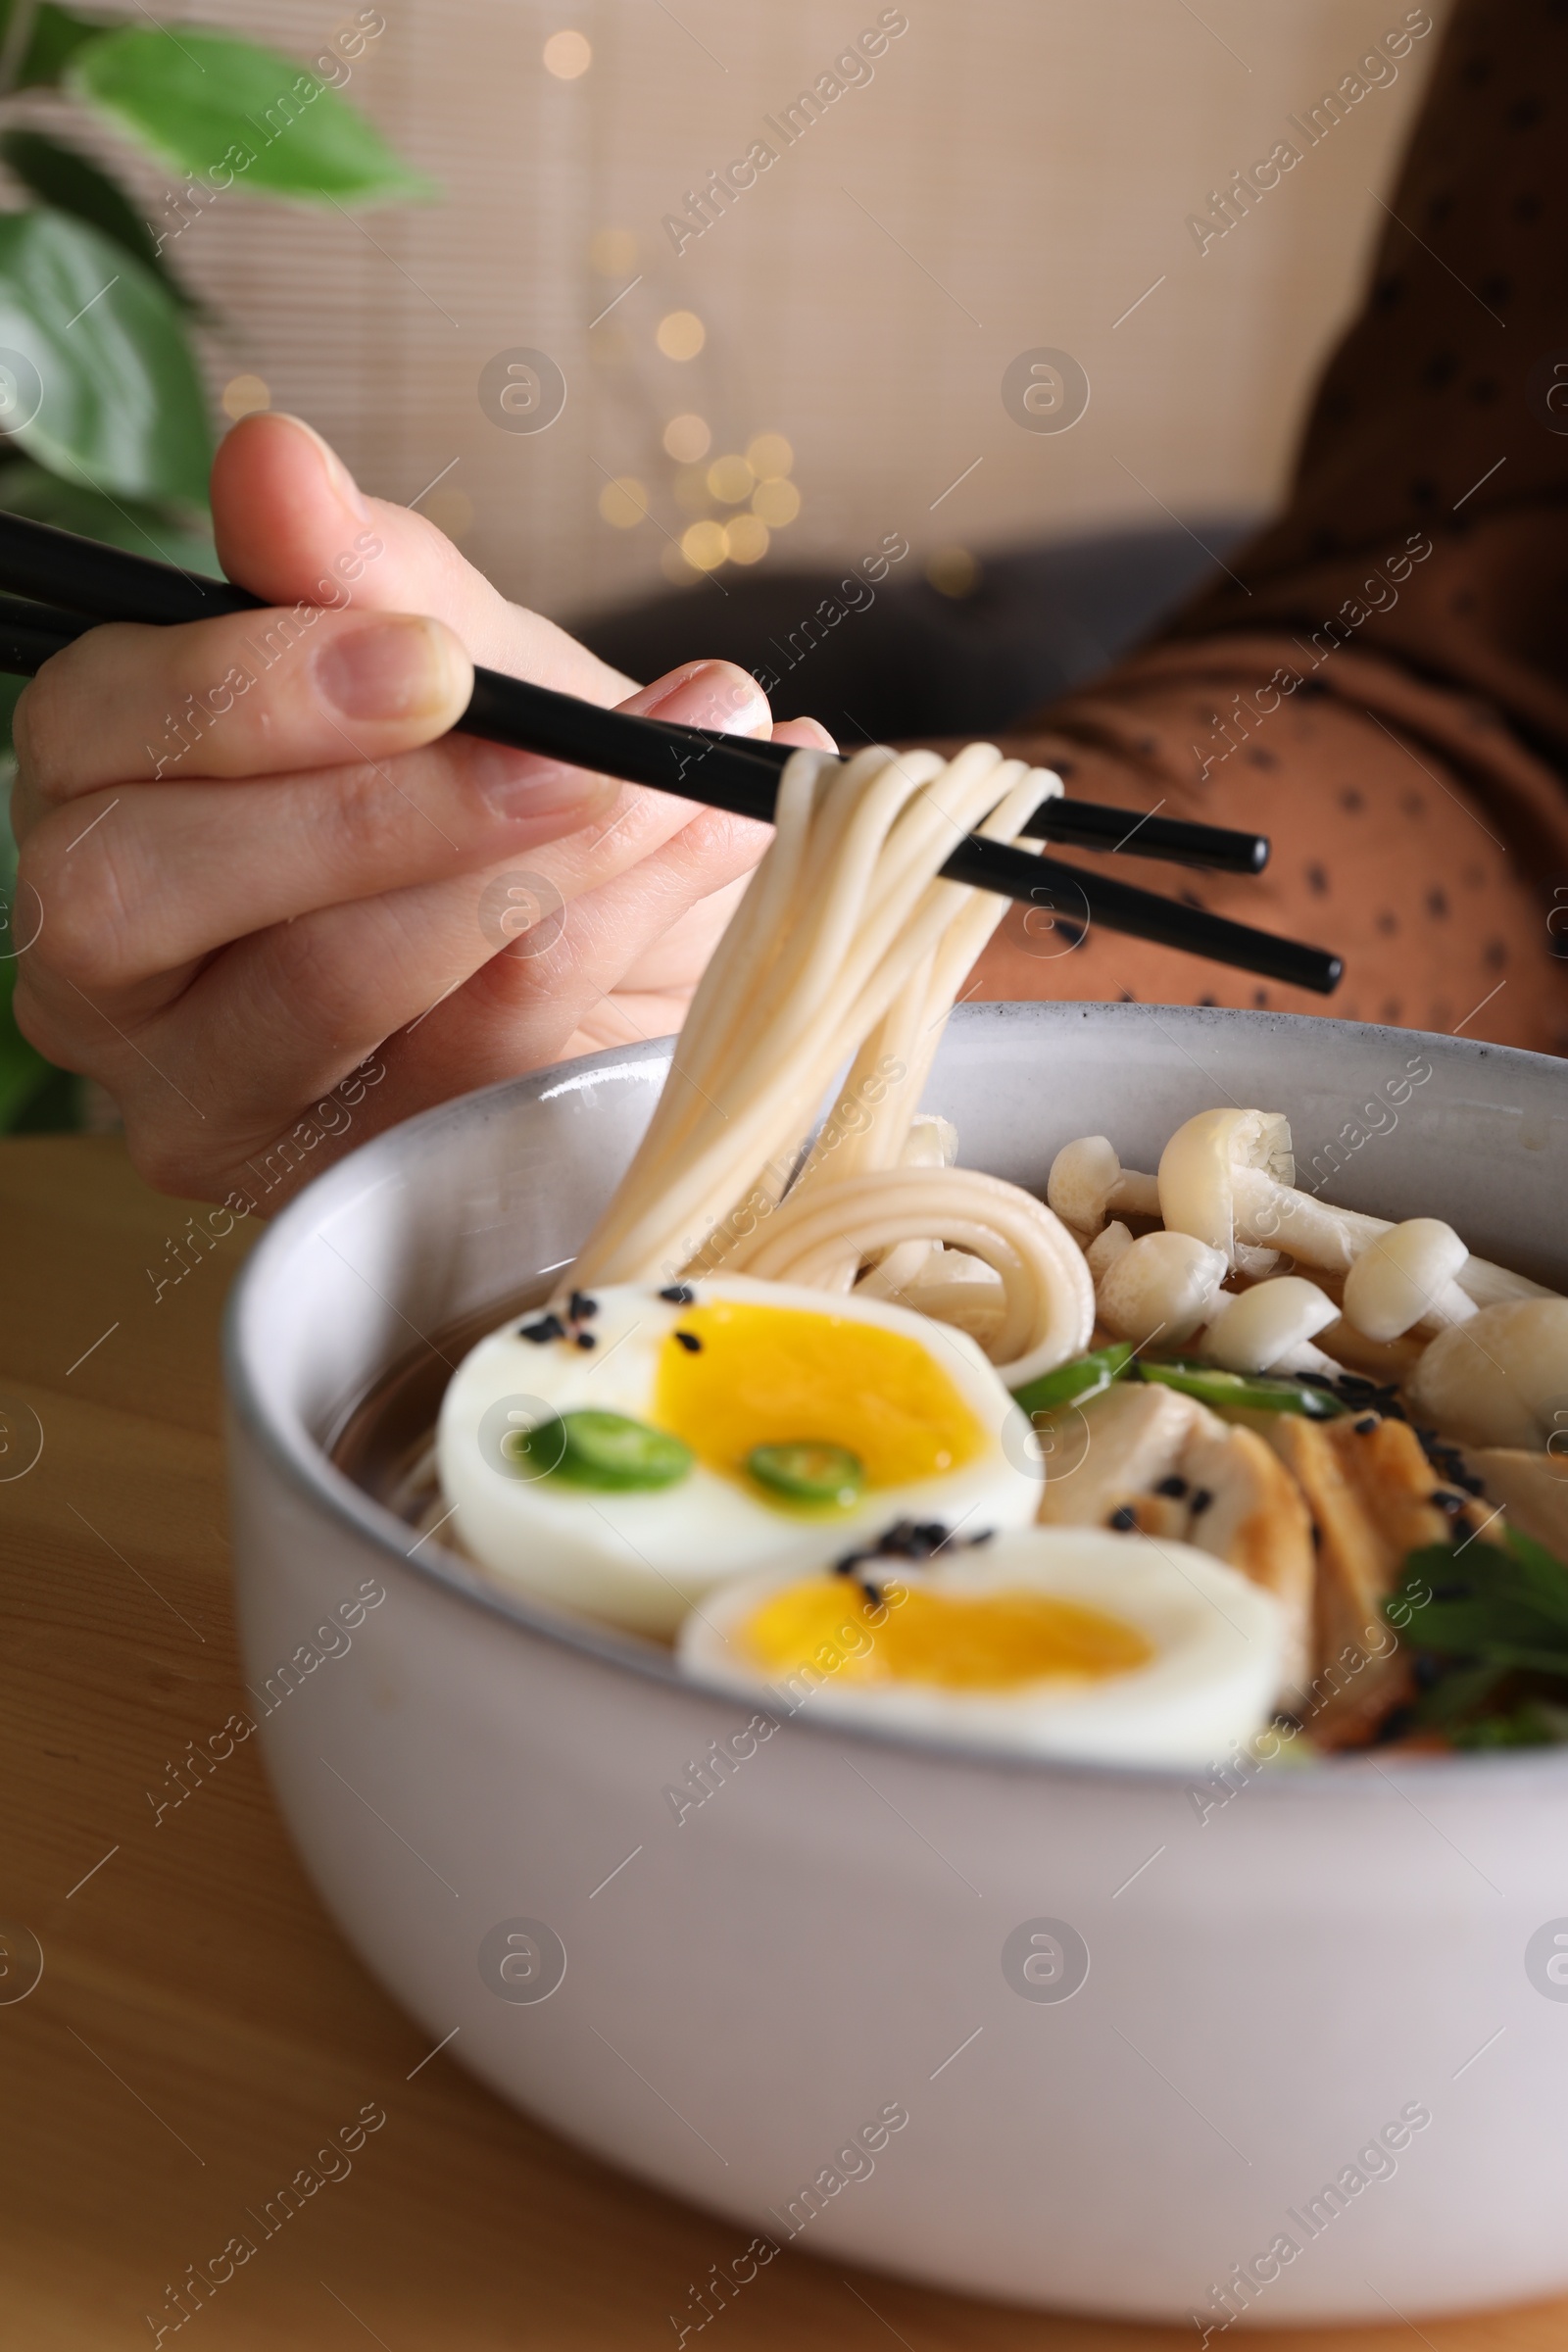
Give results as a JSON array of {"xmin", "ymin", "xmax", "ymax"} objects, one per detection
[{"xmin": 225, "ymin": 1005, "xmax": 1568, "ymax": 2325}]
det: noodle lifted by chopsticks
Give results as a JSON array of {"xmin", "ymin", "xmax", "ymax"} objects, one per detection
[{"xmin": 564, "ymin": 741, "xmax": 1096, "ymax": 1387}]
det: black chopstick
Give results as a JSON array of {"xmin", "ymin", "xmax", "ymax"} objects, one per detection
[
  {"xmin": 0, "ymin": 513, "xmax": 1340, "ymax": 992},
  {"xmin": 697, "ymin": 729, "xmax": 1267, "ymax": 875},
  {"xmin": 0, "ymin": 503, "xmax": 1271, "ymax": 876}
]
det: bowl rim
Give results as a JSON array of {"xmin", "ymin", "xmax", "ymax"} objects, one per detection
[{"xmin": 223, "ymin": 1001, "xmax": 1568, "ymax": 1802}]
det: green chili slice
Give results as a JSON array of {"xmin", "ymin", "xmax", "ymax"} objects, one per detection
[
  {"xmin": 1011, "ymin": 1342, "xmax": 1134, "ymax": 1420},
  {"xmin": 1136, "ymin": 1359, "xmax": 1344, "ymax": 1417},
  {"xmin": 746, "ymin": 1441, "xmax": 865, "ymax": 1508},
  {"xmin": 507, "ymin": 1408, "xmax": 694, "ymax": 1490}
]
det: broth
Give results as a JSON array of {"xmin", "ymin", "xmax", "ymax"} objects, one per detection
[{"xmin": 329, "ymin": 1287, "xmax": 542, "ymax": 1523}]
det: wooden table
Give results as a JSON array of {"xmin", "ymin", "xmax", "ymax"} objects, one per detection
[{"xmin": 2, "ymin": 1133, "xmax": 1562, "ymax": 2351}]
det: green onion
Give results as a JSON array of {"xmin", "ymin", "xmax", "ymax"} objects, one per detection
[
  {"xmin": 1011, "ymin": 1342, "xmax": 1134, "ymax": 1419},
  {"xmin": 1135, "ymin": 1358, "xmax": 1344, "ymax": 1417},
  {"xmin": 506, "ymin": 1409, "xmax": 693, "ymax": 1491},
  {"xmin": 746, "ymin": 1441, "xmax": 865, "ymax": 1508}
]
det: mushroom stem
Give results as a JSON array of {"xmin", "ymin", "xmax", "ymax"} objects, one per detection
[{"xmin": 1229, "ymin": 1166, "xmax": 1551, "ymax": 1310}]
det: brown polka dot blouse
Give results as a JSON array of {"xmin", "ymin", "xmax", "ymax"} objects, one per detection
[{"xmin": 976, "ymin": 0, "xmax": 1568, "ymax": 1057}]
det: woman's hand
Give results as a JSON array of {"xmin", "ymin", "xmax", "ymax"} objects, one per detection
[{"xmin": 9, "ymin": 412, "xmax": 832, "ymax": 1208}]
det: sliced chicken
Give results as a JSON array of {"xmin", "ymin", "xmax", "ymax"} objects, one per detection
[
  {"xmin": 1461, "ymin": 1448, "xmax": 1568, "ymax": 1558},
  {"xmin": 1036, "ymin": 1380, "xmax": 1220, "ymax": 1530},
  {"xmin": 1178, "ymin": 1423, "xmax": 1315, "ymax": 1696},
  {"xmin": 1264, "ymin": 1414, "xmax": 1446, "ymax": 1743}
]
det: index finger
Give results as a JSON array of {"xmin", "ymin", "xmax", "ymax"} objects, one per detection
[{"xmin": 14, "ymin": 604, "xmax": 474, "ymax": 806}]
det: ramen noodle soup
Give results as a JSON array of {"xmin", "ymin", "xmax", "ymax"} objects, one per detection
[{"xmin": 354, "ymin": 742, "xmax": 1568, "ymax": 1766}]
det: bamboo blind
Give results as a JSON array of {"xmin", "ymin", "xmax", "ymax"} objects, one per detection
[{"xmin": 14, "ymin": 1, "xmax": 1446, "ymax": 619}]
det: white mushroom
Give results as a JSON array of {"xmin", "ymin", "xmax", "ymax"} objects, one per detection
[
  {"xmin": 1407, "ymin": 1299, "xmax": 1568, "ymax": 1449},
  {"xmin": 1200, "ymin": 1277, "xmax": 1340, "ymax": 1375},
  {"xmin": 1458, "ymin": 1448, "xmax": 1568, "ymax": 1559},
  {"xmin": 1047, "ymin": 1135, "xmax": 1160, "ymax": 1237},
  {"xmin": 1341, "ymin": 1217, "xmax": 1476, "ymax": 1341},
  {"xmin": 1159, "ymin": 1106, "xmax": 1554, "ymax": 1315},
  {"xmin": 1096, "ymin": 1229, "xmax": 1228, "ymax": 1348},
  {"xmin": 1157, "ymin": 1109, "xmax": 1294, "ymax": 1277},
  {"xmin": 1085, "ymin": 1220, "xmax": 1133, "ymax": 1282},
  {"xmin": 857, "ymin": 1116, "xmax": 963, "ymax": 1298}
]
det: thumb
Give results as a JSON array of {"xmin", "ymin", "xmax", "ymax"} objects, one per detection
[{"xmin": 209, "ymin": 412, "xmax": 636, "ymax": 701}]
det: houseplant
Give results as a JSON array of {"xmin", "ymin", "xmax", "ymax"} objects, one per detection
[{"xmin": 0, "ymin": 1, "xmax": 427, "ymax": 1128}]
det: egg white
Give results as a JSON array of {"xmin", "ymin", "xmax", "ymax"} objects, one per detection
[
  {"xmin": 436, "ymin": 1273, "xmax": 1041, "ymax": 1636},
  {"xmin": 677, "ymin": 1528, "xmax": 1287, "ymax": 1765}
]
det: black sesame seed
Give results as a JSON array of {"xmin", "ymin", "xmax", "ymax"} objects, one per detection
[
  {"xmin": 1190, "ymin": 1488, "xmax": 1214, "ymax": 1517},
  {"xmin": 968, "ymin": 1527, "xmax": 996, "ymax": 1545},
  {"xmin": 858, "ymin": 1580, "xmax": 884, "ymax": 1609},
  {"xmin": 1108, "ymin": 1504, "xmax": 1139, "ymax": 1531},
  {"xmin": 1153, "ymin": 1474, "xmax": 1189, "ymax": 1498},
  {"xmin": 660, "ymin": 1284, "xmax": 696, "ymax": 1305},
  {"xmin": 1353, "ymin": 1414, "xmax": 1379, "ymax": 1434},
  {"xmin": 1310, "ymin": 1523, "xmax": 1322, "ymax": 1548},
  {"xmin": 573, "ymin": 1331, "xmax": 596, "ymax": 1349},
  {"xmin": 1430, "ymin": 1490, "xmax": 1467, "ymax": 1513},
  {"xmin": 568, "ymin": 1291, "xmax": 598, "ymax": 1322},
  {"xmin": 673, "ymin": 1330, "xmax": 702, "ymax": 1353},
  {"xmin": 518, "ymin": 1313, "xmax": 565, "ymax": 1345}
]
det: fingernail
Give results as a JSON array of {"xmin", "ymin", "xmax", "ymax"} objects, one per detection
[
  {"xmin": 316, "ymin": 616, "xmax": 466, "ymax": 720},
  {"xmin": 272, "ymin": 412, "xmax": 370, "ymax": 522},
  {"xmin": 643, "ymin": 661, "xmax": 770, "ymax": 736},
  {"xmin": 471, "ymin": 738, "xmax": 617, "ymax": 823}
]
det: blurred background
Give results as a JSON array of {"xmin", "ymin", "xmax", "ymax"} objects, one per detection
[
  {"xmin": 0, "ymin": 0, "xmax": 1446, "ymax": 1123},
  {"xmin": 169, "ymin": 0, "xmax": 1441, "ymax": 620}
]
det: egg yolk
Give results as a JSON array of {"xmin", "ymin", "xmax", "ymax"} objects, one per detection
[
  {"xmin": 655, "ymin": 1300, "xmax": 985, "ymax": 1494},
  {"xmin": 739, "ymin": 1578, "xmax": 1153, "ymax": 1691}
]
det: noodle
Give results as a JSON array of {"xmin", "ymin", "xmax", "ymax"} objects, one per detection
[{"xmin": 564, "ymin": 740, "xmax": 1096, "ymax": 1383}]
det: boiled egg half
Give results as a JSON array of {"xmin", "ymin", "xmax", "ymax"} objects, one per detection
[
  {"xmin": 678, "ymin": 1527, "xmax": 1287, "ymax": 1764},
  {"xmin": 436, "ymin": 1274, "xmax": 1040, "ymax": 1635}
]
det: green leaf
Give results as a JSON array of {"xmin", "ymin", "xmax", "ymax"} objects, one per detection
[
  {"xmin": 0, "ymin": 802, "xmax": 54, "ymax": 1129},
  {"xmin": 4, "ymin": 1, "xmax": 111, "ymax": 92},
  {"xmin": 0, "ymin": 953, "xmax": 53, "ymax": 1129},
  {"xmin": 0, "ymin": 210, "xmax": 211, "ymax": 503},
  {"xmin": 74, "ymin": 26, "xmax": 435, "ymax": 205},
  {"xmin": 0, "ymin": 457, "xmax": 218, "ymax": 575},
  {"xmin": 0, "ymin": 128, "xmax": 202, "ymax": 313},
  {"xmin": 1392, "ymin": 1537, "xmax": 1568, "ymax": 1668}
]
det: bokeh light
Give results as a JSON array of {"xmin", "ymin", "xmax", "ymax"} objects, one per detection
[
  {"xmin": 221, "ymin": 372, "xmax": 270, "ymax": 420},
  {"xmin": 707, "ymin": 454, "xmax": 755, "ymax": 504},
  {"xmin": 746, "ymin": 432, "xmax": 793, "ymax": 481},
  {"xmin": 543, "ymin": 29, "xmax": 592, "ymax": 77},
  {"xmin": 751, "ymin": 477, "xmax": 801, "ymax": 527},
  {"xmin": 657, "ymin": 310, "xmax": 706, "ymax": 361},
  {"xmin": 926, "ymin": 545, "xmax": 979, "ymax": 597},
  {"xmin": 724, "ymin": 514, "xmax": 770, "ymax": 564},
  {"xmin": 680, "ymin": 519, "xmax": 728, "ymax": 570},
  {"xmin": 662, "ymin": 413, "xmax": 711, "ymax": 463}
]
